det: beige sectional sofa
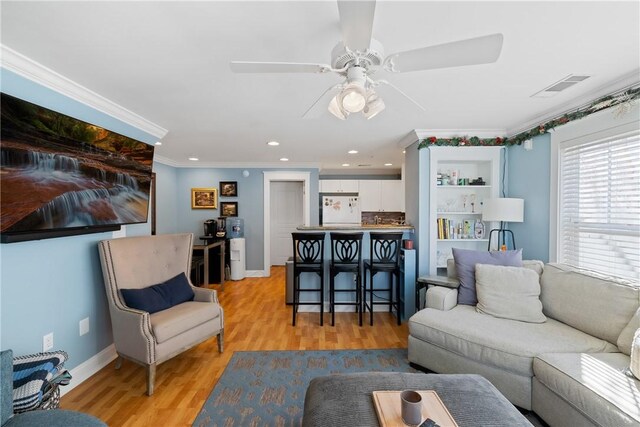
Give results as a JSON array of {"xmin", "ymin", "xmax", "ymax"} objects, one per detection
[{"xmin": 408, "ymin": 262, "xmax": 640, "ymax": 426}]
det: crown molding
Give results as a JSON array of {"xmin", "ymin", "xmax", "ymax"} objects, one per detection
[
  {"xmin": 506, "ymin": 70, "xmax": 640, "ymax": 136},
  {"xmin": 1, "ymin": 44, "xmax": 168, "ymax": 139},
  {"xmin": 405, "ymin": 129, "xmax": 507, "ymax": 145},
  {"xmin": 153, "ymin": 155, "xmax": 182, "ymax": 168}
]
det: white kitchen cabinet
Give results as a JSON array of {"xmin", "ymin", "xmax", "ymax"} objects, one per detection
[
  {"xmin": 380, "ymin": 180, "xmax": 404, "ymax": 212},
  {"xmin": 358, "ymin": 180, "xmax": 381, "ymax": 211},
  {"xmin": 358, "ymin": 179, "xmax": 404, "ymax": 212},
  {"xmin": 428, "ymin": 146, "xmax": 502, "ymax": 275},
  {"xmin": 340, "ymin": 180, "xmax": 359, "ymax": 192},
  {"xmin": 320, "ymin": 180, "xmax": 339, "ymax": 193},
  {"xmin": 319, "ymin": 180, "xmax": 359, "ymax": 193}
]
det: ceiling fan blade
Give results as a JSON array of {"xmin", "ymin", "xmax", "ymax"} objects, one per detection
[
  {"xmin": 384, "ymin": 33, "xmax": 504, "ymax": 73},
  {"xmin": 376, "ymin": 80, "xmax": 426, "ymax": 112},
  {"xmin": 302, "ymin": 84, "xmax": 343, "ymax": 119},
  {"xmin": 337, "ymin": 0, "xmax": 376, "ymax": 51},
  {"xmin": 230, "ymin": 61, "xmax": 331, "ymax": 74}
]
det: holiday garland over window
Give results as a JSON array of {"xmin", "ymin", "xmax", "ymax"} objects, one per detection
[{"xmin": 417, "ymin": 85, "xmax": 640, "ymax": 149}]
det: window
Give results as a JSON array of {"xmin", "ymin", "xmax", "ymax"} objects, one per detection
[{"xmin": 558, "ymin": 130, "xmax": 640, "ymax": 280}]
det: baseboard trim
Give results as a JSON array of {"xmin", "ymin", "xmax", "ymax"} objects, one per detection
[
  {"xmin": 60, "ymin": 344, "xmax": 117, "ymax": 397},
  {"xmin": 245, "ymin": 270, "xmax": 265, "ymax": 277}
]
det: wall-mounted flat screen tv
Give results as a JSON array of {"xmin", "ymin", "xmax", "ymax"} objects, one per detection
[{"xmin": 1, "ymin": 93, "xmax": 155, "ymax": 243}]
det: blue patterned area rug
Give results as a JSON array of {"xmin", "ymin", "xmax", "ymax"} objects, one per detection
[{"xmin": 192, "ymin": 348, "xmax": 417, "ymax": 427}]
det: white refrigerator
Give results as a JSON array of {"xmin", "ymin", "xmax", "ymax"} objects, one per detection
[{"xmin": 321, "ymin": 196, "xmax": 361, "ymax": 226}]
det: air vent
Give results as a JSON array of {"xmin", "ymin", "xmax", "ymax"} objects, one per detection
[
  {"xmin": 565, "ymin": 75, "xmax": 590, "ymax": 82},
  {"xmin": 546, "ymin": 81, "xmax": 578, "ymax": 92},
  {"xmin": 531, "ymin": 74, "xmax": 591, "ymax": 98}
]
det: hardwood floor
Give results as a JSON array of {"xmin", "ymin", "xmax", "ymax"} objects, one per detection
[{"xmin": 61, "ymin": 266, "xmax": 409, "ymax": 426}]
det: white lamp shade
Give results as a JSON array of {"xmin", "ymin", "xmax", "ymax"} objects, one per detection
[
  {"xmin": 339, "ymin": 84, "xmax": 367, "ymax": 112},
  {"xmin": 328, "ymin": 95, "xmax": 347, "ymax": 120},
  {"xmin": 482, "ymin": 198, "xmax": 524, "ymax": 222},
  {"xmin": 363, "ymin": 95, "xmax": 385, "ymax": 119}
]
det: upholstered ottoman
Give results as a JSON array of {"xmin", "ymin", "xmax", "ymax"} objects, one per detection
[{"xmin": 302, "ymin": 372, "xmax": 531, "ymax": 427}]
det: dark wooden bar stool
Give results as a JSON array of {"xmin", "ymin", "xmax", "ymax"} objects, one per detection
[
  {"xmin": 329, "ymin": 232, "xmax": 364, "ymax": 326},
  {"xmin": 291, "ymin": 232, "xmax": 325, "ymax": 326},
  {"xmin": 363, "ymin": 232, "xmax": 403, "ymax": 325}
]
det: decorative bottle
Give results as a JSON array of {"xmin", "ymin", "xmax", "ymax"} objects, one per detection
[{"xmin": 474, "ymin": 220, "xmax": 485, "ymax": 239}]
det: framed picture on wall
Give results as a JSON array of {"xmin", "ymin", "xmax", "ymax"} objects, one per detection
[
  {"xmin": 220, "ymin": 202, "xmax": 238, "ymax": 217},
  {"xmin": 191, "ymin": 188, "xmax": 218, "ymax": 209},
  {"xmin": 220, "ymin": 181, "xmax": 238, "ymax": 197}
]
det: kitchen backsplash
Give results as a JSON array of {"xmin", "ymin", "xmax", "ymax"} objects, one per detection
[{"xmin": 361, "ymin": 211, "xmax": 405, "ymax": 225}]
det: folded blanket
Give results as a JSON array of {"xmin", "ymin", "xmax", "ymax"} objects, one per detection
[{"xmin": 12, "ymin": 351, "xmax": 69, "ymax": 413}]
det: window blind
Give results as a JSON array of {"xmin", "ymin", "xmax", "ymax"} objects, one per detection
[{"xmin": 559, "ymin": 130, "xmax": 640, "ymax": 281}]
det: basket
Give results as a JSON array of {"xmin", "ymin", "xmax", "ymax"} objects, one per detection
[{"xmin": 38, "ymin": 383, "xmax": 61, "ymax": 410}]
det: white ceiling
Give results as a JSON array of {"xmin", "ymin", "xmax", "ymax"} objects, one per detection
[{"xmin": 2, "ymin": 1, "xmax": 639, "ymax": 171}]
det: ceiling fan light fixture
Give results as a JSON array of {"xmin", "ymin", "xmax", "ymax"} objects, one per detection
[
  {"xmin": 328, "ymin": 95, "xmax": 348, "ymax": 120},
  {"xmin": 363, "ymin": 94, "xmax": 385, "ymax": 119},
  {"xmin": 339, "ymin": 83, "xmax": 367, "ymax": 113}
]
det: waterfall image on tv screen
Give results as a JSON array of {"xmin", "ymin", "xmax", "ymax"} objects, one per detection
[{"xmin": 0, "ymin": 93, "xmax": 155, "ymax": 236}]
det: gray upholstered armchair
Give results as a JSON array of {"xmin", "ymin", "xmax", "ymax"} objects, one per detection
[{"xmin": 98, "ymin": 233, "xmax": 223, "ymax": 396}]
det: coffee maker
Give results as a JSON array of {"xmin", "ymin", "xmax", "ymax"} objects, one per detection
[
  {"xmin": 215, "ymin": 217, "xmax": 227, "ymax": 238},
  {"xmin": 203, "ymin": 219, "xmax": 216, "ymax": 237}
]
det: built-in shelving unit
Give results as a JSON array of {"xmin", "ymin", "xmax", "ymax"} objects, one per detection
[{"xmin": 429, "ymin": 147, "xmax": 503, "ymax": 274}]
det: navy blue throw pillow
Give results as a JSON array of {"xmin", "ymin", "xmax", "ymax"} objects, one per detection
[
  {"xmin": 155, "ymin": 272, "xmax": 195, "ymax": 306},
  {"xmin": 121, "ymin": 273, "xmax": 194, "ymax": 314}
]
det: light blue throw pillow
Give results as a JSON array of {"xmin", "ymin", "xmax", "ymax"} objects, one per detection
[{"xmin": 452, "ymin": 248, "xmax": 523, "ymax": 305}]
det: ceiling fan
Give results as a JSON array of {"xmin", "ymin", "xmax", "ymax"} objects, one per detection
[{"xmin": 230, "ymin": 1, "xmax": 503, "ymax": 120}]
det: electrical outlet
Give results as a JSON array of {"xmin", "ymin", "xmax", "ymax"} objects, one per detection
[
  {"xmin": 79, "ymin": 317, "xmax": 90, "ymax": 336},
  {"xmin": 43, "ymin": 333, "xmax": 54, "ymax": 352}
]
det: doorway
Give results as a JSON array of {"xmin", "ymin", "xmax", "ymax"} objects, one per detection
[
  {"xmin": 270, "ymin": 181, "xmax": 304, "ymax": 265},
  {"xmin": 263, "ymin": 171, "xmax": 311, "ymax": 276}
]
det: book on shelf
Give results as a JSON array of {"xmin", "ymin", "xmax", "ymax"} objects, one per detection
[{"xmin": 438, "ymin": 217, "xmax": 484, "ymax": 240}]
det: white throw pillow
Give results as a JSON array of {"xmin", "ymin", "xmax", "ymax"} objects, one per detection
[
  {"xmin": 475, "ymin": 264, "xmax": 546, "ymax": 323},
  {"xmin": 618, "ymin": 307, "xmax": 640, "ymax": 356},
  {"xmin": 631, "ymin": 328, "xmax": 640, "ymax": 380}
]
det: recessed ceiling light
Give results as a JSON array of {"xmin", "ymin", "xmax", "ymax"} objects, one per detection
[
  {"xmin": 342, "ymin": 163, "xmax": 350, "ymax": 167},
  {"xmin": 348, "ymin": 150, "xmax": 358, "ymax": 154},
  {"xmin": 280, "ymin": 157, "xmax": 289, "ymax": 162},
  {"xmin": 384, "ymin": 163, "xmax": 393, "ymax": 166},
  {"xmin": 188, "ymin": 157, "xmax": 199, "ymax": 161},
  {"xmin": 155, "ymin": 141, "xmax": 162, "ymax": 146},
  {"xmin": 402, "ymin": 150, "xmax": 406, "ymax": 154},
  {"xmin": 267, "ymin": 141, "xmax": 280, "ymax": 146}
]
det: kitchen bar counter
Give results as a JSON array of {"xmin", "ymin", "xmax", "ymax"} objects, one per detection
[{"xmin": 296, "ymin": 225, "xmax": 414, "ymax": 232}]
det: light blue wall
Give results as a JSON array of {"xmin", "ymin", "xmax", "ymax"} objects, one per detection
[
  {"xmin": 0, "ymin": 69, "xmax": 157, "ymax": 367},
  {"xmin": 154, "ymin": 162, "xmax": 179, "ymax": 234},
  {"xmin": 174, "ymin": 168, "xmax": 319, "ymax": 271},
  {"xmin": 404, "ymin": 141, "xmax": 431, "ymax": 276},
  {"xmin": 506, "ymin": 134, "xmax": 551, "ymax": 262}
]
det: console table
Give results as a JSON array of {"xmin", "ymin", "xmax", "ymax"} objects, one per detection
[{"xmin": 193, "ymin": 238, "xmax": 226, "ymax": 289}]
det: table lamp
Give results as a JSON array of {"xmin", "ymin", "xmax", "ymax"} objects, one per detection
[{"xmin": 482, "ymin": 198, "xmax": 524, "ymax": 250}]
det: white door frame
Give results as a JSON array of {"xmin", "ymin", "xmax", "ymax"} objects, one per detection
[{"xmin": 263, "ymin": 171, "xmax": 311, "ymax": 276}]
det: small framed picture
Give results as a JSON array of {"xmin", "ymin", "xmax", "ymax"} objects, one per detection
[
  {"xmin": 191, "ymin": 188, "xmax": 218, "ymax": 209},
  {"xmin": 220, "ymin": 181, "xmax": 238, "ymax": 197},
  {"xmin": 220, "ymin": 202, "xmax": 238, "ymax": 217}
]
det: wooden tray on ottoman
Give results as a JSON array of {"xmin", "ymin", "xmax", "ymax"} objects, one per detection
[{"xmin": 372, "ymin": 390, "xmax": 458, "ymax": 427}]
